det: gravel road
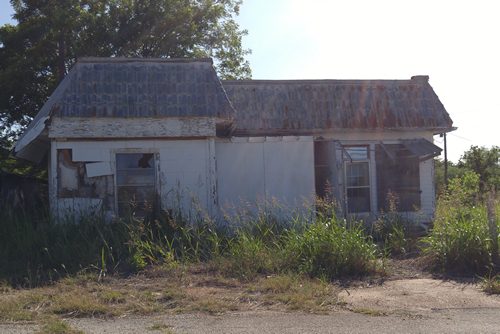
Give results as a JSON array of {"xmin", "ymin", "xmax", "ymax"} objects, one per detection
[{"xmin": 2, "ymin": 308, "xmax": 500, "ymax": 334}]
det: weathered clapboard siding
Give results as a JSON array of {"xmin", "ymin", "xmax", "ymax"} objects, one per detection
[{"xmin": 49, "ymin": 117, "xmax": 216, "ymax": 138}]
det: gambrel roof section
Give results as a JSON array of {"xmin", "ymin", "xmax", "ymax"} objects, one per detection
[
  {"xmin": 223, "ymin": 76, "xmax": 454, "ymax": 136},
  {"xmin": 15, "ymin": 58, "xmax": 235, "ymax": 162}
]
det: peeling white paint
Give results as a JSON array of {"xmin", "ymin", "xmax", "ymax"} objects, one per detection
[
  {"xmin": 73, "ymin": 148, "xmax": 110, "ymax": 162},
  {"xmin": 86, "ymin": 162, "xmax": 113, "ymax": 178},
  {"xmin": 56, "ymin": 198, "xmax": 103, "ymax": 221},
  {"xmin": 49, "ymin": 117, "xmax": 216, "ymax": 138},
  {"xmin": 59, "ymin": 162, "xmax": 78, "ymax": 191}
]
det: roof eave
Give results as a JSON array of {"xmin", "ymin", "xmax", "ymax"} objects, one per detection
[{"xmin": 14, "ymin": 63, "xmax": 79, "ymax": 162}]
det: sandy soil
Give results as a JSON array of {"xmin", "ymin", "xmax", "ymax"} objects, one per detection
[{"xmin": 340, "ymin": 278, "xmax": 500, "ymax": 314}]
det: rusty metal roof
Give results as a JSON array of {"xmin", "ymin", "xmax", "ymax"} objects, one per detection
[{"xmin": 223, "ymin": 76, "xmax": 454, "ymax": 135}]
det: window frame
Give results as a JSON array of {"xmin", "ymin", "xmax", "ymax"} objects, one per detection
[
  {"xmin": 114, "ymin": 150, "xmax": 159, "ymax": 217},
  {"xmin": 343, "ymin": 145, "xmax": 371, "ymax": 214}
]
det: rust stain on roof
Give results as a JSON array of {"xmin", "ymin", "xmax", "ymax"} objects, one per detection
[{"xmin": 223, "ymin": 77, "xmax": 453, "ymax": 135}]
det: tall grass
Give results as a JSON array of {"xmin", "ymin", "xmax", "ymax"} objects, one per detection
[
  {"xmin": 423, "ymin": 172, "xmax": 500, "ymax": 274},
  {"xmin": 281, "ymin": 217, "xmax": 379, "ymax": 279},
  {"xmin": 0, "ymin": 206, "xmax": 131, "ymax": 286},
  {"xmin": 217, "ymin": 211, "xmax": 379, "ymax": 280},
  {"xmin": 1, "ymin": 198, "xmax": 382, "ymax": 287}
]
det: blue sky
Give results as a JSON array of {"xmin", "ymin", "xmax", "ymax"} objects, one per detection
[{"xmin": 1, "ymin": 0, "xmax": 499, "ymax": 162}]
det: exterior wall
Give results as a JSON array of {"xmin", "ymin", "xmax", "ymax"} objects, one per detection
[
  {"xmin": 50, "ymin": 139, "xmax": 215, "ymax": 220},
  {"xmin": 215, "ymin": 136, "xmax": 315, "ymax": 216},
  {"xmin": 47, "ymin": 130, "xmax": 437, "ymax": 224}
]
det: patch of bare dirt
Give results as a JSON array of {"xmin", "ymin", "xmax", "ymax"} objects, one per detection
[{"xmin": 340, "ymin": 278, "xmax": 500, "ymax": 315}]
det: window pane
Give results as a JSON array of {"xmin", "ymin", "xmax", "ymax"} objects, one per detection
[
  {"xmin": 347, "ymin": 187, "xmax": 371, "ymax": 213},
  {"xmin": 116, "ymin": 153, "xmax": 156, "ymax": 218},
  {"xmin": 346, "ymin": 162, "xmax": 369, "ymax": 187},
  {"xmin": 345, "ymin": 147, "xmax": 368, "ymax": 160},
  {"xmin": 376, "ymin": 144, "xmax": 420, "ymax": 212},
  {"xmin": 117, "ymin": 186, "xmax": 155, "ymax": 203},
  {"xmin": 116, "ymin": 153, "xmax": 154, "ymax": 169},
  {"xmin": 116, "ymin": 169, "xmax": 155, "ymax": 186}
]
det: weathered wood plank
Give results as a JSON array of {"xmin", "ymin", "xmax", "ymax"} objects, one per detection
[{"xmin": 49, "ymin": 117, "xmax": 216, "ymax": 138}]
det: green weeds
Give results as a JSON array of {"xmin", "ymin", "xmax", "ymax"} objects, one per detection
[
  {"xmin": 423, "ymin": 172, "xmax": 499, "ymax": 274},
  {"xmin": 481, "ymin": 274, "xmax": 500, "ymax": 294}
]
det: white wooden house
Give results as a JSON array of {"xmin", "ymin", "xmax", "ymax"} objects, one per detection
[{"xmin": 14, "ymin": 58, "xmax": 454, "ymax": 223}]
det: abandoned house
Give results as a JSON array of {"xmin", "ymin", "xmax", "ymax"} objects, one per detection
[{"xmin": 14, "ymin": 58, "xmax": 454, "ymax": 223}]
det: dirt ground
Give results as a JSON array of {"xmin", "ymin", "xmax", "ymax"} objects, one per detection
[{"xmin": 2, "ymin": 259, "xmax": 500, "ymax": 333}]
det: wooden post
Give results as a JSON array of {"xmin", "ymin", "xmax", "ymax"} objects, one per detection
[
  {"xmin": 487, "ymin": 192, "xmax": 499, "ymax": 269},
  {"xmin": 443, "ymin": 133, "xmax": 448, "ymax": 188}
]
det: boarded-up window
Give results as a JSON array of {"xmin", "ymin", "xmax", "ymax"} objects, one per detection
[
  {"xmin": 376, "ymin": 144, "xmax": 420, "ymax": 212},
  {"xmin": 116, "ymin": 153, "xmax": 156, "ymax": 217},
  {"xmin": 57, "ymin": 149, "xmax": 84, "ymax": 197},
  {"xmin": 345, "ymin": 146, "xmax": 370, "ymax": 213}
]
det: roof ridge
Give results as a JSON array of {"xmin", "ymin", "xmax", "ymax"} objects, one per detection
[
  {"xmin": 222, "ymin": 79, "xmax": 426, "ymax": 85},
  {"xmin": 78, "ymin": 57, "xmax": 213, "ymax": 64}
]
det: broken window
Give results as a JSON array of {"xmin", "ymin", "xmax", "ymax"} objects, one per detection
[
  {"xmin": 314, "ymin": 141, "xmax": 332, "ymax": 198},
  {"xmin": 376, "ymin": 144, "xmax": 420, "ymax": 212},
  {"xmin": 57, "ymin": 149, "xmax": 82, "ymax": 197},
  {"xmin": 116, "ymin": 153, "xmax": 156, "ymax": 217},
  {"xmin": 344, "ymin": 146, "xmax": 370, "ymax": 213}
]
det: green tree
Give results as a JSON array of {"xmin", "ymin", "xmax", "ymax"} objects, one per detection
[
  {"xmin": 458, "ymin": 145, "xmax": 499, "ymax": 193},
  {"xmin": 0, "ymin": 0, "xmax": 251, "ymax": 144},
  {"xmin": 434, "ymin": 158, "xmax": 465, "ymax": 195}
]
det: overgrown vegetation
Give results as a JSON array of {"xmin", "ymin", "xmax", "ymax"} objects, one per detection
[
  {"xmin": 481, "ymin": 274, "xmax": 500, "ymax": 295},
  {"xmin": 435, "ymin": 145, "xmax": 499, "ymax": 196},
  {"xmin": 1, "ymin": 143, "xmax": 498, "ymax": 326},
  {"xmin": 0, "ymin": 199, "xmax": 383, "ymax": 288},
  {"xmin": 423, "ymin": 172, "xmax": 499, "ymax": 274}
]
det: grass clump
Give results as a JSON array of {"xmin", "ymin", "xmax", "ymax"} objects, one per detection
[
  {"xmin": 282, "ymin": 217, "xmax": 379, "ymax": 279},
  {"xmin": 217, "ymin": 234, "xmax": 276, "ymax": 280},
  {"xmin": 0, "ymin": 297, "xmax": 36, "ymax": 322},
  {"xmin": 49, "ymin": 293, "xmax": 113, "ymax": 318},
  {"xmin": 423, "ymin": 172, "xmax": 499, "ymax": 274},
  {"xmin": 217, "ymin": 205, "xmax": 379, "ymax": 281},
  {"xmin": 481, "ymin": 274, "xmax": 500, "ymax": 294},
  {"xmin": 248, "ymin": 274, "xmax": 341, "ymax": 313},
  {"xmin": 147, "ymin": 322, "xmax": 174, "ymax": 332},
  {"xmin": 37, "ymin": 317, "xmax": 83, "ymax": 334}
]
